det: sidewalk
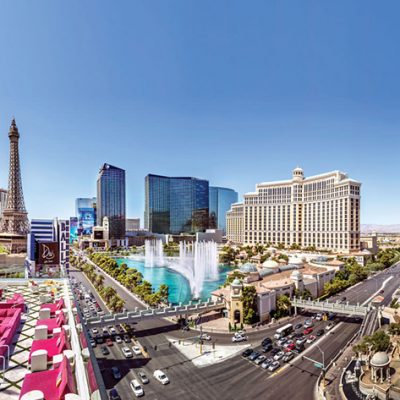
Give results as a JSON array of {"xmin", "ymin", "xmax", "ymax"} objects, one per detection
[{"xmin": 322, "ymin": 344, "xmax": 355, "ymax": 400}]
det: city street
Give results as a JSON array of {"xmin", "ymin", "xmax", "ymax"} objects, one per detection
[{"xmin": 70, "ymin": 260, "xmax": 400, "ymax": 400}]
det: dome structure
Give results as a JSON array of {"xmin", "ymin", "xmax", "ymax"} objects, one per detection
[
  {"xmin": 262, "ymin": 260, "xmax": 279, "ymax": 269},
  {"xmin": 371, "ymin": 352, "xmax": 390, "ymax": 367},
  {"xmin": 288, "ymin": 257, "xmax": 304, "ymax": 267},
  {"xmin": 239, "ymin": 263, "xmax": 258, "ymax": 274},
  {"xmin": 232, "ymin": 278, "xmax": 242, "ymax": 286}
]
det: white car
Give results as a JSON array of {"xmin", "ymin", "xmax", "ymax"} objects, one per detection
[
  {"xmin": 91, "ymin": 328, "xmax": 98, "ymax": 335},
  {"xmin": 268, "ymin": 361, "xmax": 280, "ymax": 372},
  {"xmin": 153, "ymin": 369, "xmax": 169, "ymax": 385},
  {"xmin": 232, "ymin": 334, "xmax": 247, "ymax": 343},
  {"xmin": 132, "ymin": 346, "xmax": 142, "ymax": 355},
  {"xmin": 122, "ymin": 347, "xmax": 133, "ymax": 358},
  {"xmin": 130, "ymin": 379, "xmax": 144, "ymax": 397},
  {"xmin": 306, "ymin": 335, "xmax": 316, "ymax": 344},
  {"xmin": 200, "ymin": 333, "xmax": 211, "ymax": 341},
  {"xmin": 326, "ymin": 322, "xmax": 335, "ymax": 331},
  {"xmin": 315, "ymin": 313, "xmax": 322, "ymax": 321},
  {"xmin": 109, "ymin": 327, "xmax": 117, "ymax": 335},
  {"xmin": 274, "ymin": 351, "xmax": 285, "ymax": 361},
  {"xmin": 115, "ymin": 335, "xmax": 122, "ymax": 344}
]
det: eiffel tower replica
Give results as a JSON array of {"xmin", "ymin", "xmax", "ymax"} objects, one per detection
[{"xmin": 0, "ymin": 118, "xmax": 30, "ymax": 253}]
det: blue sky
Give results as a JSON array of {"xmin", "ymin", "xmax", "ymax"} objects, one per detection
[{"xmin": 0, "ymin": 1, "xmax": 399, "ymax": 224}]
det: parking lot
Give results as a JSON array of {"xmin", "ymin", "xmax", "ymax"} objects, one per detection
[{"xmin": 238, "ymin": 313, "xmax": 339, "ymax": 376}]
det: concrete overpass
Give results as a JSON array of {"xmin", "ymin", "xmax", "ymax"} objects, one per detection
[
  {"xmin": 85, "ymin": 298, "xmax": 225, "ymax": 328},
  {"xmin": 291, "ymin": 297, "xmax": 372, "ymax": 317}
]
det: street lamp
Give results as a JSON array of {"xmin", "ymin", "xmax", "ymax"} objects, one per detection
[{"xmin": 316, "ymin": 344, "xmax": 326, "ymax": 391}]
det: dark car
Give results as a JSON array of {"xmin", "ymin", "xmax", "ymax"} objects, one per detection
[
  {"xmin": 316, "ymin": 329, "xmax": 324, "ymax": 337},
  {"xmin": 261, "ymin": 337, "xmax": 272, "ymax": 347},
  {"xmin": 248, "ymin": 351, "xmax": 261, "ymax": 361},
  {"xmin": 242, "ymin": 348, "xmax": 253, "ymax": 358},
  {"xmin": 109, "ymin": 388, "xmax": 121, "ymax": 400},
  {"xmin": 294, "ymin": 323, "xmax": 303, "ymax": 330},
  {"xmin": 101, "ymin": 346, "xmax": 110, "ymax": 356},
  {"xmin": 262, "ymin": 343, "xmax": 273, "ymax": 353},
  {"xmin": 123, "ymin": 334, "xmax": 131, "ymax": 343},
  {"xmin": 96, "ymin": 336, "xmax": 104, "ymax": 344},
  {"xmin": 111, "ymin": 367, "xmax": 121, "ymax": 380},
  {"xmin": 270, "ymin": 348, "xmax": 280, "ymax": 356}
]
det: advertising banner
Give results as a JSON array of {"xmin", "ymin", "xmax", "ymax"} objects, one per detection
[
  {"xmin": 78, "ymin": 207, "xmax": 95, "ymax": 235},
  {"xmin": 70, "ymin": 217, "xmax": 78, "ymax": 243},
  {"xmin": 37, "ymin": 242, "xmax": 60, "ymax": 265}
]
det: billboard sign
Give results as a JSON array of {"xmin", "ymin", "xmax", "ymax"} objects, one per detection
[
  {"xmin": 70, "ymin": 217, "xmax": 78, "ymax": 243},
  {"xmin": 78, "ymin": 207, "xmax": 95, "ymax": 235},
  {"xmin": 38, "ymin": 242, "xmax": 60, "ymax": 265}
]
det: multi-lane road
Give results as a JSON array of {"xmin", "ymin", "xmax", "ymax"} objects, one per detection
[{"xmin": 70, "ymin": 258, "xmax": 400, "ymax": 400}]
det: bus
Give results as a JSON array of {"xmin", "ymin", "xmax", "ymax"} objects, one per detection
[{"xmin": 274, "ymin": 323, "xmax": 294, "ymax": 339}]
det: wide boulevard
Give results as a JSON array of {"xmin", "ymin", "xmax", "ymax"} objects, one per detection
[{"xmin": 70, "ymin": 256, "xmax": 400, "ymax": 400}]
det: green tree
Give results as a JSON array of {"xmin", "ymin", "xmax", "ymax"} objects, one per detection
[{"xmin": 240, "ymin": 286, "xmax": 258, "ymax": 324}]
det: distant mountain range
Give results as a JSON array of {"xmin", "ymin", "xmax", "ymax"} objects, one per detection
[{"xmin": 361, "ymin": 224, "xmax": 400, "ymax": 234}]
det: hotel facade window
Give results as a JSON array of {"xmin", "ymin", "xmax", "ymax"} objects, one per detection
[{"xmin": 226, "ymin": 168, "xmax": 361, "ymax": 253}]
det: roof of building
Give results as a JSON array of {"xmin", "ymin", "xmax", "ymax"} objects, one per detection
[
  {"xmin": 371, "ymin": 352, "xmax": 390, "ymax": 367},
  {"xmin": 262, "ymin": 260, "xmax": 279, "ymax": 269},
  {"xmin": 239, "ymin": 263, "xmax": 258, "ymax": 273}
]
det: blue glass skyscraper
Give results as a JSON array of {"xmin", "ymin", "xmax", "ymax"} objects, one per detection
[
  {"xmin": 145, "ymin": 174, "xmax": 209, "ymax": 234},
  {"xmin": 97, "ymin": 164, "xmax": 126, "ymax": 239},
  {"xmin": 209, "ymin": 186, "xmax": 238, "ymax": 233}
]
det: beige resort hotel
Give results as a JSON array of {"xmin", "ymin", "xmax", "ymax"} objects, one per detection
[{"xmin": 226, "ymin": 167, "xmax": 361, "ymax": 253}]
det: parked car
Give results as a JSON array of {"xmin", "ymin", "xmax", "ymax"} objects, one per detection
[
  {"xmin": 304, "ymin": 319, "xmax": 313, "ymax": 327},
  {"xmin": 111, "ymin": 367, "xmax": 121, "ymax": 380},
  {"xmin": 316, "ymin": 329, "xmax": 324, "ymax": 337},
  {"xmin": 261, "ymin": 337, "xmax": 272, "ymax": 347},
  {"xmin": 122, "ymin": 347, "xmax": 133, "ymax": 358},
  {"xmin": 283, "ymin": 353, "xmax": 294, "ymax": 363},
  {"xmin": 254, "ymin": 355, "xmax": 267, "ymax": 365},
  {"xmin": 115, "ymin": 335, "xmax": 123, "ymax": 344},
  {"xmin": 262, "ymin": 343, "xmax": 273, "ymax": 353},
  {"xmin": 101, "ymin": 346, "xmax": 110, "ymax": 356},
  {"xmin": 285, "ymin": 343, "xmax": 296, "ymax": 351},
  {"xmin": 248, "ymin": 351, "xmax": 261, "ymax": 361},
  {"xmin": 294, "ymin": 323, "xmax": 303, "ymax": 330},
  {"xmin": 315, "ymin": 313, "xmax": 323, "ymax": 321},
  {"xmin": 277, "ymin": 338, "xmax": 287, "ymax": 347},
  {"xmin": 270, "ymin": 348, "xmax": 280, "ymax": 356},
  {"xmin": 303, "ymin": 327, "xmax": 313, "ymax": 335},
  {"xmin": 274, "ymin": 351, "xmax": 285, "ymax": 361},
  {"xmin": 132, "ymin": 346, "xmax": 142, "ymax": 356},
  {"xmin": 91, "ymin": 328, "xmax": 99, "ymax": 335},
  {"xmin": 123, "ymin": 334, "xmax": 131, "ymax": 343},
  {"xmin": 89, "ymin": 338, "xmax": 97, "ymax": 348},
  {"xmin": 268, "ymin": 361, "xmax": 280, "ymax": 372},
  {"xmin": 130, "ymin": 379, "xmax": 144, "ymax": 397},
  {"xmin": 109, "ymin": 388, "xmax": 121, "ymax": 400},
  {"xmin": 296, "ymin": 338, "xmax": 307, "ymax": 346},
  {"xmin": 261, "ymin": 358, "xmax": 273, "ymax": 369},
  {"xmin": 306, "ymin": 335, "xmax": 316, "ymax": 344},
  {"xmin": 153, "ymin": 369, "xmax": 169, "ymax": 385},
  {"xmin": 242, "ymin": 348, "xmax": 253, "ymax": 358},
  {"xmin": 200, "ymin": 333, "xmax": 211, "ymax": 341},
  {"xmin": 106, "ymin": 338, "xmax": 113, "ymax": 346},
  {"xmin": 138, "ymin": 371, "xmax": 149, "ymax": 384},
  {"xmin": 109, "ymin": 326, "xmax": 117, "ymax": 335}
]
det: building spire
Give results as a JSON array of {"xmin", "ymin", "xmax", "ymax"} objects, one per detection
[{"xmin": 0, "ymin": 118, "xmax": 29, "ymax": 235}]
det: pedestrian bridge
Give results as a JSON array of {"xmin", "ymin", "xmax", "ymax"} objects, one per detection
[
  {"xmin": 84, "ymin": 298, "xmax": 225, "ymax": 328},
  {"xmin": 291, "ymin": 297, "xmax": 372, "ymax": 317}
]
